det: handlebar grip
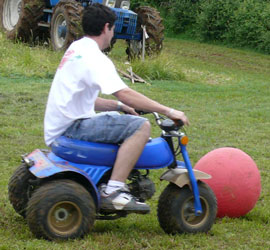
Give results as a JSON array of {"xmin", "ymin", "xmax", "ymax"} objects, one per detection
[{"xmin": 174, "ymin": 119, "xmax": 184, "ymax": 127}]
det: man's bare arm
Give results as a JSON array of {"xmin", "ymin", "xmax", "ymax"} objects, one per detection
[
  {"xmin": 114, "ymin": 88, "xmax": 189, "ymax": 125},
  {"xmin": 94, "ymin": 97, "xmax": 118, "ymax": 111},
  {"xmin": 94, "ymin": 97, "xmax": 138, "ymax": 115}
]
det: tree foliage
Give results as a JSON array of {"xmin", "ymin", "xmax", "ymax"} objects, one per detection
[{"xmin": 139, "ymin": 0, "xmax": 270, "ymax": 54}]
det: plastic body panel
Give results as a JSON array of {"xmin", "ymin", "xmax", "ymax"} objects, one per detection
[
  {"xmin": 52, "ymin": 136, "xmax": 174, "ymax": 169},
  {"xmin": 27, "ymin": 149, "xmax": 101, "ymax": 207},
  {"xmin": 47, "ymin": 152, "xmax": 111, "ymax": 184}
]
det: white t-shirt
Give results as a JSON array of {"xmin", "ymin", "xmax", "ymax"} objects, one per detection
[{"xmin": 44, "ymin": 37, "xmax": 127, "ymax": 146}]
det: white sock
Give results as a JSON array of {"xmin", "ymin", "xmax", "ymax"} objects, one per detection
[{"xmin": 105, "ymin": 180, "xmax": 125, "ymax": 194}]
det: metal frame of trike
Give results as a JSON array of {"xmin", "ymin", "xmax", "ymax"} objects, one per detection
[{"xmin": 160, "ymin": 127, "xmax": 203, "ymax": 215}]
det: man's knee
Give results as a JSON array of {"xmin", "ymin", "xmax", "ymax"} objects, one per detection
[{"xmin": 139, "ymin": 120, "xmax": 151, "ymax": 138}]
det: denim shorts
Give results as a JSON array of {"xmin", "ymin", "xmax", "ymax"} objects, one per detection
[{"xmin": 63, "ymin": 112, "xmax": 148, "ymax": 144}]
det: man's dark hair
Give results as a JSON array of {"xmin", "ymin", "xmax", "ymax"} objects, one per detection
[{"xmin": 82, "ymin": 3, "xmax": 117, "ymax": 36}]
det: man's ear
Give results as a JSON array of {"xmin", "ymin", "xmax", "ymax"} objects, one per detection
[{"xmin": 102, "ymin": 23, "xmax": 110, "ymax": 34}]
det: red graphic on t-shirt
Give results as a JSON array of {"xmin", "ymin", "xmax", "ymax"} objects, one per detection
[{"xmin": 58, "ymin": 50, "xmax": 75, "ymax": 69}]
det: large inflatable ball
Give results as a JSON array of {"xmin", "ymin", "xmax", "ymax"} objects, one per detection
[{"xmin": 194, "ymin": 147, "xmax": 261, "ymax": 218}]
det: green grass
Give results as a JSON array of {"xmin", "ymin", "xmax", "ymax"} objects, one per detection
[
  {"xmin": 0, "ymin": 32, "xmax": 63, "ymax": 78},
  {"xmin": 0, "ymin": 34, "xmax": 270, "ymax": 249}
]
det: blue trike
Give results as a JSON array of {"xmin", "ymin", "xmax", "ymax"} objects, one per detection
[{"xmin": 8, "ymin": 112, "xmax": 217, "ymax": 240}]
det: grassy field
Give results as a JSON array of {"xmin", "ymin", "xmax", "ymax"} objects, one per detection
[{"xmin": 0, "ymin": 33, "xmax": 270, "ymax": 249}]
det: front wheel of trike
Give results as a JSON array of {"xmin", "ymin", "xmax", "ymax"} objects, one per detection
[{"xmin": 157, "ymin": 182, "xmax": 217, "ymax": 234}]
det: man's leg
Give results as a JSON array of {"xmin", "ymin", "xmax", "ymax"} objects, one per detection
[
  {"xmin": 100, "ymin": 120, "xmax": 151, "ymax": 213},
  {"xmin": 63, "ymin": 113, "xmax": 151, "ymax": 212},
  {"xmin": 110, "ymin": 120, "xmax": 151, "ymax": 182}
]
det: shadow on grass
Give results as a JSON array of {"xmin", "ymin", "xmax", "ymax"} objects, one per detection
[{"xmin": 93, "ymin": 215, "xmax": 164, "ymax": 235}]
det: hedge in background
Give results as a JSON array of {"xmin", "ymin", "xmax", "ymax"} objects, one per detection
[
  {"xmin": 145, "ymin": 0, "xmax": 270, "ymax": 54},
  {"xmin": 195, "ymin": 0, "xmax": 238, "ymax": 41},
  {"xmin": 225, "ymin": 0, "xmax": 270, "ymax": 53},
  {"xmin": 194, "ymin": 0, "xmax": 270, "ymax": 53}
]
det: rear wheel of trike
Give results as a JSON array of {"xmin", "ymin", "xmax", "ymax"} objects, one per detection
[
  {"xmin": 26, "ymin": 179, "xmax": 96, "ymax": 240},
  {"xmin": 8, "ymin": 163, "xmax": 37, "ymax": 218},
  {"xmin": 157, "ymin": 182, "xmax": 217, "ymax": 234}
]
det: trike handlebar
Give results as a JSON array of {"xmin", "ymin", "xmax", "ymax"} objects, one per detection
[{"xmin": 135, "ymin": 110, "xmax": 184, "ymax": 132}]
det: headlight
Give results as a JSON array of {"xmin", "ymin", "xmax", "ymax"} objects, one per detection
[
  {"xmin": 120, "ymin": 1, "xmax": 130, "ymax": 10},
  {"xmin": 105, "ymin": 0, "xmax": 116, "ymax": 8}
]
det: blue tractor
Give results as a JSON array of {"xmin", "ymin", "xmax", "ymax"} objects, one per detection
[{"xmin": 0, "ymin": 0, "xmax": 164, "ymax": 58}]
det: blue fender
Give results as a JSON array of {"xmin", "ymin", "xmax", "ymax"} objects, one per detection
[{"xmin": 27, "ymin": 149, "xmax": 101, "ymax": 208}]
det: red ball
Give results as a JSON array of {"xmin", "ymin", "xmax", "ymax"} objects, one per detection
[{"xmin": 194, "ymin": 147, "xmax": 261, "ymax": 218}]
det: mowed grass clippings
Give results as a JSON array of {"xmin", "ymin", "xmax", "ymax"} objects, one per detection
[{"xmin": 0, "ymin": 35, "xmax": 270, "ymax": 249}]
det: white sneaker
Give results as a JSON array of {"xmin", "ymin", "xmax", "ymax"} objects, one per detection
[{"xmin": 99, "ymin": 184, "xmax": 150, "ymax": 214}]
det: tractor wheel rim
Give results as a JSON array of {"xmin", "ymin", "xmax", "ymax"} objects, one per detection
[
  {"xmin": 48, "ymin": 201, "xmax": 82, "ymax": 235},
  {"xmin": 53, "ymin": 14, "xmax": 67, "ymax": 49},
  {"xmin": 181, "ymin": 196, "xmax": 209, "ymax": 228},
  {"xmin": 3, "ymin": 0, "xmax": 22, "ymax": 31}
]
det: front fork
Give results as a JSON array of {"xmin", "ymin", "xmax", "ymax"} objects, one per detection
[
  {"xmin": 180, "ymin": 143, "xmax": 202, "ymax": 215},
  {"xmin": 163, "ymin": 134, "xmax": 204, "ymax": 215}
]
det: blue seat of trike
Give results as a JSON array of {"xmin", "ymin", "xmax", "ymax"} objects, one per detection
[{"xmin": 51, "ymin": 136, "xmax": 174, "ymax": 169}]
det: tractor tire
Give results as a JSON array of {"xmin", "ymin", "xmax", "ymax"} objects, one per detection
[
  {"xmin": 26, "ymin": 179, "xmax": 96, "ymax": 240},
  {"xmin": 50, "ymin": 0, "xmax": 83, "ymax": 51},
  {"xmin": 157, "ymin": 182, "xmax": 217, "ymax": 234},
  {"xmin": 8, "ymin": 163, "xmax": 37, "ymax": 218},
  {"xmin": 0, "ymin": 0, "xmax": 45, "ymax": 41},
  {"xmin": 127, "ymin": 6, "xmax": 164, "ymax": 60}
]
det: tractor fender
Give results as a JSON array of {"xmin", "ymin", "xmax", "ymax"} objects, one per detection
[
  {"xmin": 27, "ymin": 149, "xmax": 100, "ymax": 208},
  {"xmin": 160, "ymin": 167, "xmax": 211, "ymax": 188}
]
